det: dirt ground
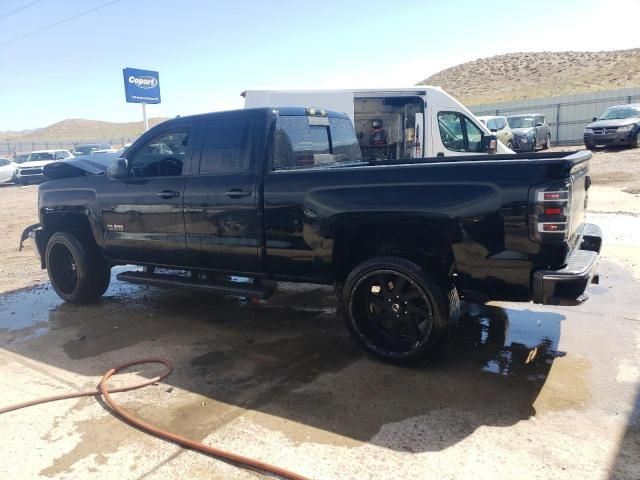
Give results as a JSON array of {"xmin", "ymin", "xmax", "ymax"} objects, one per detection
[
  {"xmin": 549, "ymin": 146, "xmax": 640, "ymax": 198},
  {"xmin": 0, "ymin": 184, "xmax": 46, "ymax": 292},
  {"xmin": 0, "ymin": 147, "xmax": 639, "ymax": 480}
]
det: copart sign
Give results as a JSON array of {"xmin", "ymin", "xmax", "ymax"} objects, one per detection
[{"xmin": 123, "ymin": 67, "xmax": 161, "ymax": 104}]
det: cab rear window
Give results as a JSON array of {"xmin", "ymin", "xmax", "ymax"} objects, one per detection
[{"xmin": 272, "ymin": 115, "xmax": 362, "ymax": 170}]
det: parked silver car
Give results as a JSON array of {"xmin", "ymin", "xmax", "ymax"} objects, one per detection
[{"xmin": 506, "ymin": 114, "xmax": 551, "ymax": 152}]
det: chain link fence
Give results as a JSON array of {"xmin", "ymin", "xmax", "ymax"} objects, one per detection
[{"xmin": 1, "ymin": 137, "xmax": 140, "ymax": 158}]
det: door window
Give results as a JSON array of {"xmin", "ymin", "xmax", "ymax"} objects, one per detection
[
  {"xmin": 464, "ymin": 117, "xmax": 483, "ymax": 152},
  {"xmin": 199, "ymin": 117, "xmax": 251, "ymax": 175},
  {"xmin": 437, "ymin": 112, "xmax": 484, "ymax": 153},
  {"xmin": 128, "ymin": 127, "xmax": 190, "ymax": 177}
]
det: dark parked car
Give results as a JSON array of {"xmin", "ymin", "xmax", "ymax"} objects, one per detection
[
  {"xmin": 507, "ymin": 114, "xmax": 551, "ymax": 152},
  {"xmin": 584, "ymin": 104, "xmax": 640, "ymax": 149},
  {"xmin": 14, "ymin": 153, "xmax": 30, "ymax": 164},
  {"xmin": 24, "ymin": 107, "xmax": 601, "ymax": 363},
  {"xmin": 73, "ymin": 143, "xmax": 112, "ymax": 156}
]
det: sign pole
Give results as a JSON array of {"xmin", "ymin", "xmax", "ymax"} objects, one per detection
[{"xmin": 141, "ymin": 102, "xmax": 149, "ymax": 131}]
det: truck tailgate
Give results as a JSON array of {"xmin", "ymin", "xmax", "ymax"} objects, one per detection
[{"xmin": 568, "ymin": 153, "xmax": 591, "ymax": 249}]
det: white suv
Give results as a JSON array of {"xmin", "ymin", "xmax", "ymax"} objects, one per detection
[
  {"xmin": 15, "ymin": 149, "xmax": 74, "ymax": 184},
  {"xmin": 477, "ymin": 116, "xmax": 514, "ymax": 150}
]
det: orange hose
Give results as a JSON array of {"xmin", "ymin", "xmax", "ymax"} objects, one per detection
[{"xmin": 0, "ymin": 358, "xmax": 312, "ymax": 480}]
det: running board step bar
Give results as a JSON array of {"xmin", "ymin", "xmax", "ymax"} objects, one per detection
[{"xmin": 116, "ymin": 271, "xmax": 274, "ymax": 299}]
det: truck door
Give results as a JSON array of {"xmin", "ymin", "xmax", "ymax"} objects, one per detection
[
  {"xmin": 100, "ymin": 122, "xmax": 192, "ymax": 265},
  {"xmin": 183, "ymin": 112, "xmax": 262, "ymax": 274}
]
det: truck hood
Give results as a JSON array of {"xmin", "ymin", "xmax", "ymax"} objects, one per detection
[
  {"xmin": 18, "ymin": 160, "xmax": 56, "ymax": 169},
  {"xmin": 43, "ymin": 153, "xmax": 116, "ymax": 179},
  {"xmin": 587, "ymin": 118, "xmax": 640, "ymax": 128},
  {"xmin": 511, "ymin": 127, "xmax": 535, "ymax": 136}
]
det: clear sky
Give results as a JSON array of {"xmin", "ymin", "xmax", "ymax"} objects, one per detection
[{"xmin": 0, "ymin": 0, "xmax": 639, "ymax": 131}]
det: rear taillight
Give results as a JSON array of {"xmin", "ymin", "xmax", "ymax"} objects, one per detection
[{"xmin": 530, "ymin": 182, "xmax": 572, "ymax": 242}]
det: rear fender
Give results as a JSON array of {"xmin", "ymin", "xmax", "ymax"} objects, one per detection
[{"xmin": 331, "ymin": 214, "xmax": 463, "ymax": 281}]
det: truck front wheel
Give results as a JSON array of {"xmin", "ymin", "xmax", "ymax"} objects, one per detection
[
  {"xmin": 340, "ymin": 256, "xmax": 459, "ymax": 363},
  {"xmin": 45, "ymin": 231, "xmax": 111, "ymax": 303}
]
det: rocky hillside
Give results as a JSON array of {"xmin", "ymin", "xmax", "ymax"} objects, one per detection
[
  {"xmin": 2, "ymin": 117, "xmax": 169, "ymax": 142},
  {"xmin": 419, "ymin": 49, "xmax": 640, "ymax": 105}
]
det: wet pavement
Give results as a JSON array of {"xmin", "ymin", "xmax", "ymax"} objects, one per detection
[{"xmin": 0, "ymin": 261, "xmax": 639, "ymax": 479}]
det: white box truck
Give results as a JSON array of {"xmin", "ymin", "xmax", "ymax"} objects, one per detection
[{"xmin": 243, "ymin": 86, "xmax": 512, "ymax": 160}]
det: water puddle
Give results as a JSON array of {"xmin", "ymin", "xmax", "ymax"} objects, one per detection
[
  {"xmin": 440, "ymin": 303, "xmax": 567, "ymax": 382},
  {"xmin": 0, "ymin": 266, "xmax": 147, "ymax": 339}
]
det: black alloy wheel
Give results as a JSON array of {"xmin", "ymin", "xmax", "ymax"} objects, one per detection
[
  {"xmin": 351, "ymin": 270, "xmax": 434, "ymax": 353},
  {"xmin": 341, "ymin": 256, "xmax": 459, "ymax": 363}
]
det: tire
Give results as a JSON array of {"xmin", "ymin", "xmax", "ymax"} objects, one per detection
[
  {"xmin": 584, "ymin": 142, "xmax": 595, "ymax": 150},
  {"xmin": 633, "ymin": 132, "xmax": 640, "ymax": 149},
  {"xmin": 531, "ymin": 138, "xmax": 537, "ymax": 151},
  {"xmin": 507, "ymin": 141, "xmax": 513, "ymax": 150},
  {"xmin": 543, "ymin": 134, "xmax": 551, "ymax": 150},
  {"xmin": 339, "ymin": 256, "xmax": 459, "ymax": 364},
  {"xmin": 45, "ymin": 231, "xmax": 111, "ymax": 303}
]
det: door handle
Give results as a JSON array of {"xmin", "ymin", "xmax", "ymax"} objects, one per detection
[
  {"xmin": 157, "ymin": 190, "xmax": 180, "ymax": 199},
  {"xmin": 224, "ymin": 189, "xmax": 252, "ymax": 198}
]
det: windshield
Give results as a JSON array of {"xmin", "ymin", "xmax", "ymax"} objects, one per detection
[
  {"xmin": 27, "ymin": 152, "xmax": 54, "ymax": 161},
  {"xmin": 273, "ymin": 115, "xmax": 362, "ymax": 170},
  {"xmin": 75, "ymin": 145, "xmax": 98, "ymax": 155},
  {"xmin": 598, "ymin": 107, "xmax": 640, "ymax": 120},
  {"xmin": 507, "ymin": 116, "xmax": 534, "ymax": 128}
]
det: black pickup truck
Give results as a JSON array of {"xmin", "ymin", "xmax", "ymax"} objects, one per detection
[{"xmin": 25, "ymin": 107, "xmax": 602, "ymax": 363}]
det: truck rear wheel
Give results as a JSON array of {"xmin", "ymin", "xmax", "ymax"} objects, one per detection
[
  {"xmin": 340, "ymin": 256, "xmax": 459, "ymax": 363},
  {"xmin": 45, "ymin": 231, "xmax": 111, "ymax": 303}
]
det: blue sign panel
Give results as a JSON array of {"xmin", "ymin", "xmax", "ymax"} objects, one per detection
[{"xmin": 123, "ymin": 67, "xmax": 161, "ymax": 104}]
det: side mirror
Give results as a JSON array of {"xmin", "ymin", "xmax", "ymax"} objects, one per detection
[
  {"xmin": 592, "ymin": 117, "xmax": 598, "ymax": 122},
  {"xmin": 483, "ymin": 134, "xmax": 498, "ymax": 154},
  {"xmin": 107, "ymin": 158, "xmax": 128, "ymax": 180},
  {"xmin": 490, "ymin": 128, "xmax": 498, "ymax": 133},
  {"xmin": 535, "ymin": 123, "xmax": 543, "ymax": 127}
]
